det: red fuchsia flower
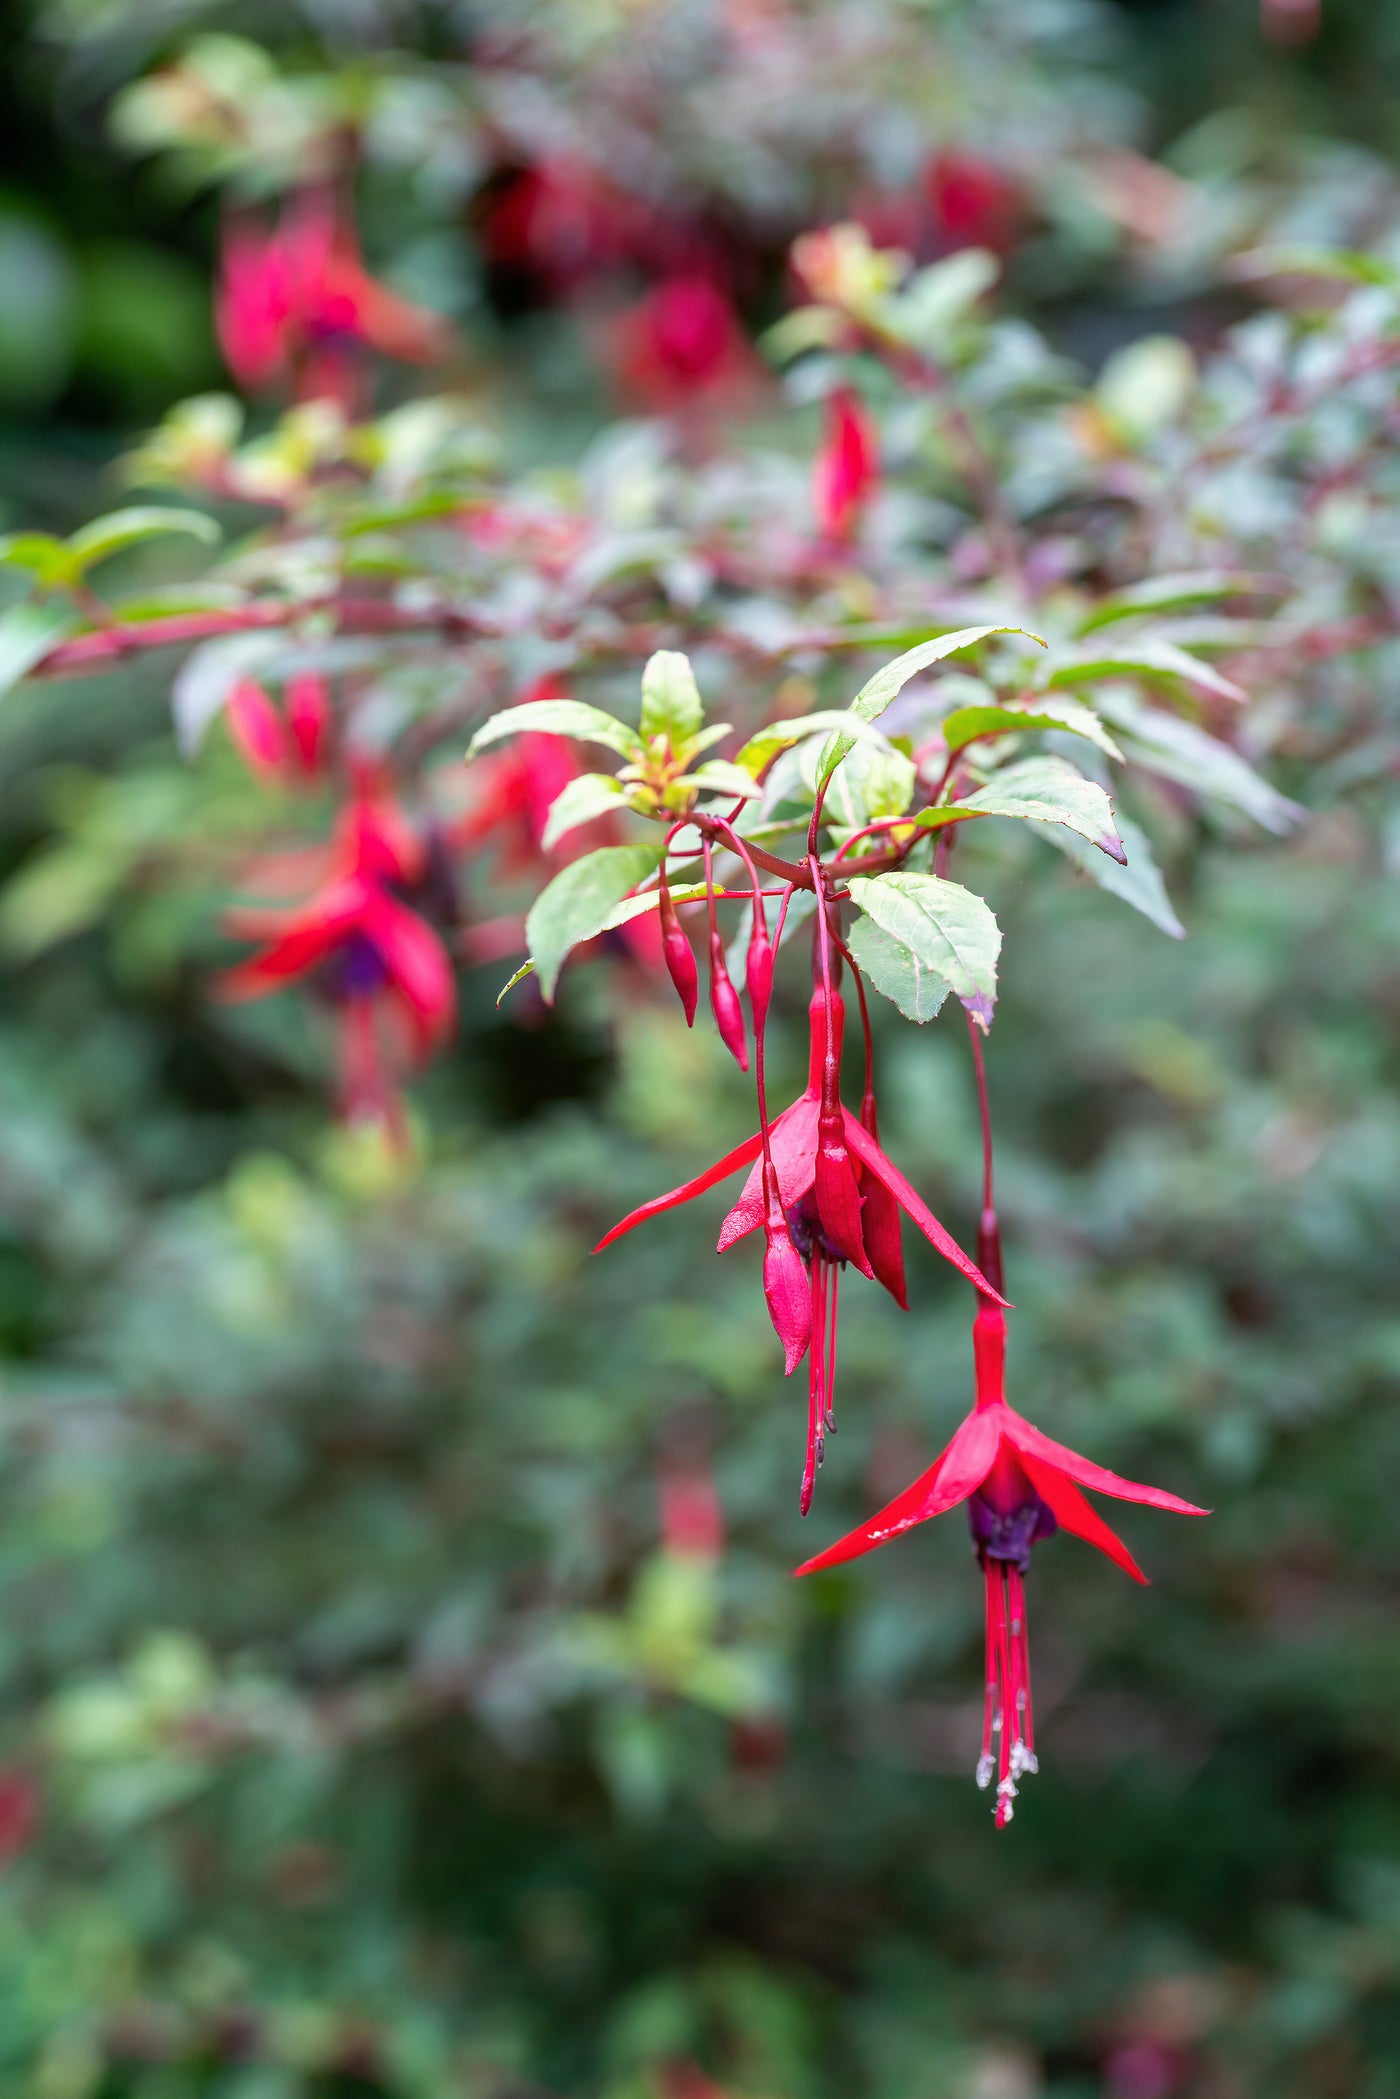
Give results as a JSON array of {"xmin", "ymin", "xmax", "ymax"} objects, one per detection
[
  {"xmin": 596, "ymin": 985, "xmax": 1004, "ymax": 1509},
  {"xmin": 226, "ymin": 674, "xmax": 332, "ymax": 788},
  {"xmin": 925, "ymin": 150, "xmax": 1024, "ymax": 256},
  {"xmin": 216, "ymin": 189, "xmax": 450, "ymax": 406},
  {"xmin": 796, "ymin": 1296, "xmax": 1206, "ymax": 1825},
  {"xmin": 453, "ymin": 729, "xmax": 585, "ymax": 873},
  {"xmin": 813, "ymin": 388, "xmax": 879, "ymax": 543},
  {"xmin": 611, "ymin": 274, "xmax": 755, "ymax": 410},
  {"xmin": 477, "ymin": 157, "xmax": 650, "ymax": 294},
  {"xmin": 218, "ymin": 776, "xmax": 456, "ymax": 1131}
]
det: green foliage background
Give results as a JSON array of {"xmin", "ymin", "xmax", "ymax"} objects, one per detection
[{"xmin": 1, "ymin": 3, "xmax": 1399, "ymax": 2095}]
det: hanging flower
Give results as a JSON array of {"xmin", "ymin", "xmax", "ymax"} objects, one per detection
[
  {"xmin": 216, "ymin": 190, "xmax": 450, "ymax": 406},
  {"xmin": 218, "ymin": 778, "xmax": 455, "ymax": 1131},
  {"xmin": 796, "ymin": 1298, "xmax": 1206, "ymax": 1824},
  {"xmin": 596, "ymin": 987, "xmax": 1003, "ymax": 1506},
  {"xmin": 612, "ymin": 274, "xmax": 755, "ymax": 410}
]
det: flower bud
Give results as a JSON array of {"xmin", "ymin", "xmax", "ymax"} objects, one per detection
[
  {"xmin": 659, "ymin": 877, "xmax": 698, "ymax": 1025},
  {"xmin": 762, "ymin": 1170, "xmax": 812, "ymax": 1376},
  {"xmin": 708, "ymin": 930, "xmax": 748, "ymax": 1069},
  {"xmin": 226, "ymin": 677, "xmax": 291, "ymax": 784},
  {"xmin": 745, "ymin": 914, "xmax": 774, "ymax": 1031},
  {"xmin": 287, "ymin": 672, "xmax": 332, "ymax": 778}
]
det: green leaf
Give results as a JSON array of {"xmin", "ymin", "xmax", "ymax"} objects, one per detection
[
  {"xmin": 940, "ymin": 697, "xmax": 1123, "ymax": 762},
  {"xmin": 916, "ymin": 756, "xmax": 1126, "ymax": 861},
  {"xmin": 847, "ymin": 911, "xmax": 950, "ymax": 1022},
  {"xmin": 688, "ymin": 760, "xmax": 761, "ymax": 800},
  {"xmin": 816, "ymin": 625, "xmax": 1044, "ymax": 789},
  {"xmin": 0, "ymin": 532, "xmax": 71, "ymax": 586},
  {"xmin": 599, "ymin": 879, "xmax": 710, "ymax": 935},
  {"xmin": 0, "ymin": 600, "xmax": 75, "ymax": 700},
  {"xmin": 65, "ymin": 506, "xmax": 221, "ymax": 575},
  {"xmin": 816, "ymin": 739, "xmax": 916, "ymax": 833},
  {"xmin": 1230, "ymin": 244, "xmax": 1400, "ymax": 290},
  {"xmin": 468, "ymin": 700, "xmax": 645, "ymax": 764},
  {"xmin": 733, "ymin": 709, "xmax": 892, "ymax": 779},
  {"xmin": 540, "ymin": 772, "xmax": 627, "ymax": 852},
  {"xmin": 496, "ymin": 959, "xmax": 535, "ymax": 1006},
  {"xmin": 1097, "ymin": 692, "xmax": 1302, "ymax": 835},
  {"xmin": 1076, "ymin": 571, "xmax": 1281, "ymax": 635},
  {"xmin": 526, "ymin": 844, "xmax": 666, "ymax": 1002},
  {"xmin": 1044, "ymin": 639, "xmax": 1245, "ymax": 705},
  {"xmin": 1035, "ymin": 812, "xmax": 1185, "ymax": 939},
  {"xmin": 846, "ymin": 871, "xmax": 1001, "ymax": 1027},
  {"xmin": 639, "ymin": 650, "xmax": 704, "ymax": 750}
]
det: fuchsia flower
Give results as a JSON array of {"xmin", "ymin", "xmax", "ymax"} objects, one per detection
[
  {"xmin": 454, "ymin": 730, "xmax": 587, "ymax": 872},
  {"xmin": 796, "ymin": 1296, "xmax": 1206, "ymax": 1824},
  {"xmin": 226, "ymin": 674, "xmax": 332, "ymax": 787},
  {"xmin": 613, "ymin": 274, "xmax": 754, "ymax": 409},
  {"xmin": 926, "ymin": 151, "xmax": 1024, "ymax": 256},
  {"xmin": 217, "ymin": 190, "xmax": 450, "ymax": 405},
  {"xmin": 813, "ymin": 388, "xmax": 879, "ymax": 542},
  {"xmin": 597, "ymin": 985, "xmax": 1004, "ymax": 1508},
  {"xmin": 218, "ymin": 777, "xmax": 455, "ymax": 1129}
]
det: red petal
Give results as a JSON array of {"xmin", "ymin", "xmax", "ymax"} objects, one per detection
[
  {"xmin": 814, "ymin": 1113, "xmax": 874, "ymax": 1279},
  {"xmin": 364, "ymin": 894, "xmax": 456, "ymax": 1057},
  {"xmin": 843, "ymin": 1113, "xmax": 1008, "ymax": 1304},
  {"xmin": 716, "ymin": 1096, "xmax": 818, "ymax": 1250},
  {"xmin": 1003, "ymin": 1408, "xmax": 1208, "ymax": 1516},
  {"xmin": 1020, "ymin": 1455, "xmax": 1148, "ymax": 1583},
  {"xmin": 215, "ymin": 878, "xmax": 371, "ymax": 999},
  {"xmin": 763, "ymin": 1221, "xmax": 813, "ymax": 1375},
  {"xmin": 593, "ymin": 1130, "xmax": 764, "ymax": 1253},
  {"xmin": 226, "ymin": 678, "xmax": 291, "ymax": 782},
  {"xmin": 794, "ymin": 1405, "xmax": 1001, "ymax": 1574}
]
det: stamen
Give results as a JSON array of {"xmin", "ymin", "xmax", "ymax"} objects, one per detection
[
  {"xmin": 824, "ymin": 1261, "xmax": 840, "ymax": 1433},
  {"xmin": 800, "ymin": 1250, "xmax": 827, "ymax": 1515}
]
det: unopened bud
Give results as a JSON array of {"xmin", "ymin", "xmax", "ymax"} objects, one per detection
[
  {"xmin": 659, "ymin": 877, "xmax": 698, "ymax": 1025},
  {"xmin": 708, "ymin": 931, "xmax": 748, "ymax": 1069},
  {"xmin": 286, "ymin": 672, "xmax": 332, "ymax": 778},
  {"xmin": 745, "ymin": 919, "xmax": 774, "ymax": 1030}
]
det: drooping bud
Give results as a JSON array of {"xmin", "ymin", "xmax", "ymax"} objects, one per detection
[
  {"xmin": 761, "ymin": 1160, "xmax": 811, "ymax": 1375},
  {"xmin": 708, "ymin": 929, "xmax": 748, "ymax": 1069},
  {"xmin": 287, "ymin": 671, "xmax": 332, "ymax": 778},
  {"xmin": 658, "ymin": 874, "xmax": 699, "ymax": 1025},
  {"xmin": 745, "ymin": 911, "xmax": 774, "ymax": 1031},
  {"xmin": 226, "ymin": 677, "xmax": 291, "ymax": 783}
]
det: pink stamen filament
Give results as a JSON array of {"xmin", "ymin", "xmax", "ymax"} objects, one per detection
[{"xmin": 977, "ymin": 1559, "xmax": 1037, "ymax": 1826}]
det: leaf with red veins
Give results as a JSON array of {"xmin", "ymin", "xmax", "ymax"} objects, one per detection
[
  {"xmin": 794, "ymin": 1406, "xmax": 1002, "ymax": 1574},
  {"xmin": 1019, "ymin": 1454, "xmax": 1148, "ymax": 1583},
  {"xmin": 593, "ymin": 1131, "xmax": 764, "ymax": 1253},
  {"xmin": 716, "ymin": 1096, "xmax": 820, "ymax": 1250},
  {"xmin": 1002, "ymin": 1408, "xmax": 1208, "ymax": 1515},
  {"xmin": 842, "ymin": 1113, "xmax": 1008, "ymax": 1304}
]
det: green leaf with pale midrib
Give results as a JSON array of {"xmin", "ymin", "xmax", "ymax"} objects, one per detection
[
  {"xmin": 846, "ymin": 870, "xmax": 1001, "ymax": 1026},
  {"xmin": 526, "ymin": 844, "xmax": 666, "ymax": 1001}
]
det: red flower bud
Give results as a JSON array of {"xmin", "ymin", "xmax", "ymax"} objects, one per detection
[
  {"xmin": 226, "ymin": 677, "xmax": 291, "ymax": 784},
  {"xmin": 761, "ymin": 1163, "xmax": 811, "ymax": 1375},
  {"xmin": 745, "ymin": 917, "xmax": 774, "ymax": 1030},
  {"xmin": 708, "ymin": 929, "xmax": 748, "ymax": 1069},
  {"xmin": 659, "ymin": 877, "xmax": 699, "ymax": 1025},
  {"xmin": 287, "ymin": 672, "xmax": 332, "ymax": 778}
]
